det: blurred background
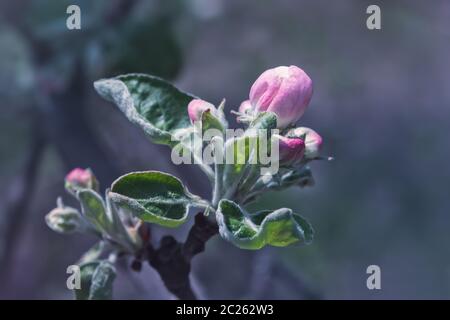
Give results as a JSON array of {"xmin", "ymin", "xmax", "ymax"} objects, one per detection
[{"xmin": 0, "ymin": 0, "xmax": 449, "ymax": 299}]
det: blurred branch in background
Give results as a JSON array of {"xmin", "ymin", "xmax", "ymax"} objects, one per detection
[{"xmin": 0, "ymin": 113, "xmax": 45, "ymax": 281}]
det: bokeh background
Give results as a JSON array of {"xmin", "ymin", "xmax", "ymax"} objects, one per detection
[{"xmin": 1, "ymin": 0, "xmax": 449, "ymax": 299}]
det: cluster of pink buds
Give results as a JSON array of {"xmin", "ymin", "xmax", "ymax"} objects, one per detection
[{"xmin": 186, "ymin": 65, "xmax": 323, "ymax": 167}]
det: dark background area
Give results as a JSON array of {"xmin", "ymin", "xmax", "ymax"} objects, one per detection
[{"xmin": 0, "ymin": 0, "xmax": 449, "ymax": 299}]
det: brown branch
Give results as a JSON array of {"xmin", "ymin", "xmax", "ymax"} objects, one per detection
[{"xmin": 145, "ymin": 213, "xmax": 218, "ymax": 300}]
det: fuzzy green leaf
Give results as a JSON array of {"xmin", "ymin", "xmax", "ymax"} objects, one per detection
[
  {"xmin": 74, "ymin": 262, "xmax": 99, "ymax": 300},
  {"xmin": 77, "ymin": 189, "xmax": 110, "ymax": 235},
  {"xmin": 222, "ymin": 112, "xmax": 278, "ymax": 195},
  {"xmin": 88, "ymin": 261, "xmax": 116, "ymax": 300},
  {"xmin": 74, "ymin": 261, "xmax": 116, "ymax": 300},
  {"xmin": 94, "ymin": 74, "xmax": 195, "ymax": 146},
  {"xmin": 216, "ymin": 199, "xmax": 313, "ymax": 250},
  {"xmin": 201, "ymin": 109, "xmax": 225, "ymax": 133},
  {"xmin": 77, "ymin": 190, "xmax": 138, "ymax": 252},
  {"xmin": 109, "ymin": 171, "xmax": 198, "ymax": 228},
  {"xmin": 222, "ymin": 135, "xmax": 254, "ymax": 189},
  {"xmin": 105, "ymin": 191, "xmax": 140, "ymax": 252}
]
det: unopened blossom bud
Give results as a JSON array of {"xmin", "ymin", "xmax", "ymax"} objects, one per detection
[
  {"xmin": 287, "ymin": 127, "xmax": 323, "ymax": 159},
  {"xmin": 238, "ymin": 100, "xmax": 252, "ymax": 114},
  {"xmin": 273, "ymin": 134, "xmax": 305, "ymax": 165},
  {"xmin": 187, "ymin": 99, "xmax": 217, "ymax": 124},
  {"xmin": 65, "ymin": 168, "xmax": 98, "ymax": 194},
  {"xmin": 45, "ymin": 198, "xmax": 88, "ymax": 234},
  {"xmin": 249, "ymin": 65, "xmax": 313, "ymax": 128}
]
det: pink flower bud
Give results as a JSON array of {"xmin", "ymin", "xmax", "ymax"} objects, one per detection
[
  {"xmin": 238, "ymin": 100, "xmax": 252, "ymax": 114},
  {"xmin": 249, "ymin": 65, "xmax": 313, "ymax": 128},
  {"xmin": 273, "ymin": 134, "xmax": 305, "ymax": 165},
  {"xmin": 65, "ymin": 168, "xmax": 98, "ymax": 192},
  {"xmin": 187, "ymin": 99, "xmax": 217, "ymax": 124},
  {"xmin": 287, "ymin": 127, "xmax": 323, "ymax": 159}
]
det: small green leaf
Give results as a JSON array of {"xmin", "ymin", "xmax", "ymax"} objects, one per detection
[
  {"xmin": 45, "ymin": 201, "xmax": 88, "ymax": 234},
  {"xmin": 74, "ymin": 261, "xmax": 116, "ymax": 300},
  {"xmin": 88, "ymin": 261, "xmax": 116, "ymax": 300},
  {"xmin": 201, "ymin": 109, "xmax": 225, "ymax": 133},
  {"xmin": 222, "ymin": 112, "xmax": 278, "ymax": 196},
  {"xmin": 222, "ymin": 135, "xmax": 254, "ymax": 190},
  {"xmin": 109, "ymin": 171, "xmax": 198, "ymax": 228},
  {"xmin": 74, "ymin": 262, "xmax": 99, "ymax": 300},
  {"xmin": 77, "ymin": 189, "xmax": 110, "ymax": 235},
  {"xmin": 77, "ymin": 189, "xmax": 139, "ymax": 252},
  {"xmin": 94, "ymin": 74, "xmax": 195, "ymax": 146},
  {"xmin": 105, "ymin": 192, "xmax": 141, "ymax": 252},
  {"xmin": 216, "ymin": 199, "xmax": 313, "ymax": 250}
]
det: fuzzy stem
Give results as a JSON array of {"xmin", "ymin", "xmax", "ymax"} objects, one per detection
[
  {"xmin": 212, "ymin": 165, "xmax": 222, "ymax": 207},
  {"xmin": 212, "ymin": 137, "xmax": 224, "ymax": 207}
]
